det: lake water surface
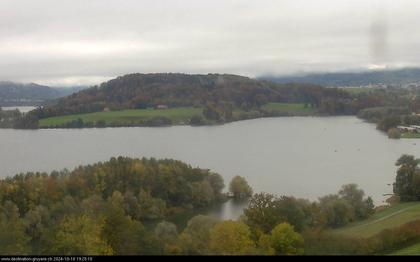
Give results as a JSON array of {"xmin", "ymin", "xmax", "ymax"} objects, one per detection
[
  {"xmin": 1, "ymin": 106, "xmax": 36, "ymax": 113},
  {"xmin": 1, "ymin": 116, "xmax": 419, "ymax": 220}
]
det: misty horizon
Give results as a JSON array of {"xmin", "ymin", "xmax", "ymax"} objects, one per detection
[{"xmin": 3, "ymin": 65, "xmax": 420, "ymax": 88}]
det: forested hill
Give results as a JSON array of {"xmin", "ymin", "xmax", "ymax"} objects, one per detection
[
  {"xmin": 0, "ymin": 81, "xmax": 85, "ymax": 106},
  {"xmin": 33, "ymin": 73, "xmax": 349, "ymax": 119},
  {"xmin": 261, "ymin": 68, "xmax": 420, "ymax": 87}
]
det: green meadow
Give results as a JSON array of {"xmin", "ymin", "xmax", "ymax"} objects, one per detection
[
  {"xmin": 391, "ymin": 242, "xmax": 420, "ymax": 255},
  {"xmin": 39, "ymin": 103, "xmax": 318, "ymax": 128},
  {"xmin": 39, "ymin": 107, "xmax": 203, "ymax": 127},
  {"xmin": 401, "ymin": 132, "xmax": 420, "ymax": 139},
  {"xmin": 330, "ymin": 202, "xmax": 420, "ymax": 239}
]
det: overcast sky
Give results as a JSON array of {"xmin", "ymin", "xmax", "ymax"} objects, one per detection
[{"xmin": 1, "ymin": 0, "xmax": 420, "ymax": 86}]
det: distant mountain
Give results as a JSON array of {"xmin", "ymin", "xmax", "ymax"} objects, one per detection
[
  {"xmin": 260, "ymin": 68, "xmax": 420, "ymax": 87},
  {"xmin": 0, "ymin": 82, "xmax": 87, "ymax": 106}
]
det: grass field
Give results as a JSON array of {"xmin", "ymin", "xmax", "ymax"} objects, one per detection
[
  {"xmin": 39, "ymin": 103, "xmax": 318, "ymax": 128},
  {"xmin": 261, "ymin": 103, "xmax": 317, "ymax": 115},
  {"xmin": 401, "ymin": 133, "xmax": 420, "ymax": 139},
  {"xmin": 330, "ymin": 202, "xmax": 420, "ymax": 238},
  {"xmin": 391, "ymin": 242, "xmax": 420, "ymax": 255},
  {"xmin": 39, "ymin": 107, "xmax": 203, "ymax": 127}
]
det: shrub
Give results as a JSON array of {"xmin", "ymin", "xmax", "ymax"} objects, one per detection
[{"xmin": 388, "ymin": 128, "xmax": 401, "ymax": 139}]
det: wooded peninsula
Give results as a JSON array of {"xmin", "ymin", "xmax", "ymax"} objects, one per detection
[{"xmin": 1, "ymin": 154, "xmax": 420, "ymax": 255}]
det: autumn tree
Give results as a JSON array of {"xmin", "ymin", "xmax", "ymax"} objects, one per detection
[
  {"xmin": 48, "ymin": 215, "xmax": 113, "ymax": 255},
  {"xmin": 243, "ymin": 193, "xmax": 283, "ymax": 234},
  {"xmin": 0, "ymin": 201, "xmax": 30, "ymax": 255},
  {"xmin": 338, "ymin": 184, "xmax": 374, "ymax": 219},
  {"xmin": 154, "ymin": 221, "xmax": 180, "ymax": 254},
  {"xmin": 388, "ymin": 128, "xmax": 401, "ymax": 139},
  {"xmin": 393, "ymin": 154, "xmax": 420, "ymax": 201},
  {"xmin": 269, "ymin": 223, "xmax": 304, "ymax": 255},
  {"xmin": 136, "ymin": 189, "xmax": 166, "ymax": 220},
  {"xmin": 206, "ymin": 173, "xmax": 225, "ymax": 201},
  {"xmin": 102, "ymin": 192, "xmax": 151, "ymax": 255},
  {"xmin": 191, "ymin": 181, "xmax": 215, "ymax": 208},
  {"xmin": 229, "ymin": 176, "xmax": 253, "ymax": 199},
  {"xmin": 318, "ymin": 195, "xmax": 354, "ymax": 228},
  {"xmin": 178, "ymin": 215, "xmax": 219, "ymax": 255},
  {"xmin": 209, "ymin": 221, "xmax": 256, "ymax": 255},
  {"xmin": 23, "ymin": 205, "xmax": 51, "ymax": 255}
]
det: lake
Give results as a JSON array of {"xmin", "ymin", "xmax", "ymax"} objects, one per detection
[
  {"xmin": 1, "ymin": 106, "xmax": 36, "ymax": 113},
  {"xmin": 0, "ymin": 116, "xmax": 419, "ymax": 221}
]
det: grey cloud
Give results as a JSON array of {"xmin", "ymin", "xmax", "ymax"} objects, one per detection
[{"xmin": 0, "ymin": 0, "xmax": 419, "ymax": 86}]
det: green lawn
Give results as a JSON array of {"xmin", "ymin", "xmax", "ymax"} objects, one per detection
[
  {"xmin": 39, "ymin": 107, "xmax": 203, "ymax": 127},
  {"xmin": 391, "ymin": 242, "xmax": 420, "ymax": 255},
  {"xmin": 261, "ymin": 103, "xmax": 317, "ymax": 115},
  {"xmin": 39, "ymin": 103, "xmax": 318, "ymax": 128},
  {"xmin": 401, "ymin": 133, "xmax": 420, "ymax": 139},
  {"xmin": 330, "ymin": 202, "xmax": 420, "ymax": 238}
]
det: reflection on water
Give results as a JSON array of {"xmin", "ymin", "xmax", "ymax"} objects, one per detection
[
  {"xmin": 1, "ymin": 106, "xmax": 36, "ymax": 113},
  {"xmin": 165, "ymin": 199, "xmax": 249, "ymax": 229},
  {"xmin": 204, "ymin": 199, "xmax": 249, "ymax": 221}
]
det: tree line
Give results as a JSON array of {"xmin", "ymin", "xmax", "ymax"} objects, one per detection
[{"xmin": 0, "ymin": 108, "xmax": 39, "ymax": 129}]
